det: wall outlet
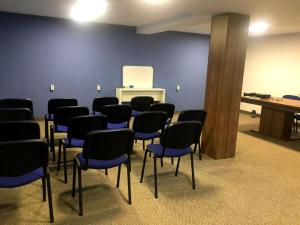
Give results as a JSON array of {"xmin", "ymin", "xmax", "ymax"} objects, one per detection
[
  {"xmin": 49, "ymin": 84, "xmax": 55, "ymax": 92},
  {"xmin": 97, "ymin": 84, "xmax": 101, "ymax": 91},
  {"xmin": 176, "ymin": 85, "xmax": 181, "ymax": 92}
]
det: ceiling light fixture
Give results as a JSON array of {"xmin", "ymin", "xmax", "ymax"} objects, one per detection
[
  {"xmin": 249, "ymin": 21, "xmax": 269, "ymax": 35},
  {"xmin": 70, "ymin": 0, "xmax": 108, "ymax": 22}
]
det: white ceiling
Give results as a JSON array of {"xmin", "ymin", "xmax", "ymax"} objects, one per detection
[{"xmin": 0, "ymin": 0, "xmax": 300, "ymax": 35}]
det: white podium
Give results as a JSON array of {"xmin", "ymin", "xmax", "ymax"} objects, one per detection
[{"xmin": 116, "ymin": 88, "xmax": 166, "ymax": 103}]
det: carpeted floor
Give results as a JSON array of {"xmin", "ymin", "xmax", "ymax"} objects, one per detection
[{"xmin": 1, "ymin": 112, "xmax": 300, "ymax": 225}]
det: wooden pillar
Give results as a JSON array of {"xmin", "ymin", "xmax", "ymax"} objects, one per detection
[{"xmin": 201, "ymin": 13, "xmax": 250, "ymax": 159}]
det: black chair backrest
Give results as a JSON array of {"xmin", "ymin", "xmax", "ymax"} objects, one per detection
[
  {"xmin": 149, "ymin": 103, "xmax": 175, "ymax": 119},
  {"xmin": 92, "ymin": 97, "xmax": 119, "ymax": 113},
  {"xmin": 177, "ymin": 110, "xmax": 207, "ymax": 124},
  {"xmin": 130, "ymin": 96, "xmax": 154, "ymax": 112},
  {"xmin": 133, "ymin": 111, "xmax": 168, "ymax": 133},
  {"xmin": 161, "ymin": 121, "xmax": 203, "ymax": 150},
  {"xmin": 0, "ymin": 98, "xmax": 33, "ymax": 114},
  {"xmin": 82, "ymin": 129, "xmax": 134, "ymax": 163},
  {"xmin": 282, "ymin": 95, "xmax": 300, "ymax": 100},
  {"xmin": 0, "ymin": 108, "xmax": 32, "ymax": 121},
  {"xmin": 48, "ymin": 98, "xmax": 78, "ymax": 115},
  {"xmin": 0, "ymin": 121, "xmax": 40, "ymax": 142},
  {"xmin": 54, "ymin": 106, "xmax": 89, "ymax": 126},
  {"xmin": 101, "ymin": 105, "xmax": 132, "ymax": 124},
  {"xmin": 68, "ymin": 115, "xmax": 108, "ymax": 140},
  {"xmin": 0, "ymin": 140, "xmax": 48, "ymax": 177}
]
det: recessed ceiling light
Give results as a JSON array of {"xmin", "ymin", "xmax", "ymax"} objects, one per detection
[
  {"xmin": 70, "ymin": 0, "xmax": 108, "ymax": 22},
  {"xmin": 249, "ymin": 21, "xmax": 269, "ymax": 35}
]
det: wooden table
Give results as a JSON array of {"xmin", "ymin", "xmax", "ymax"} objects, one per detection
[{"xmin": 241, "ymin": 96, "xmax": 300, "ymax": 140}]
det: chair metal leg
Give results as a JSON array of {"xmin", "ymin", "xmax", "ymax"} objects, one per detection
[
  {"xmin": 45, "ymin": 116, "xmax": 49, "ymax": 144},
  {"xmin": 42, "ymin": 177, "xmax": 46, "ymax": 201},
  {"xmin": 78, "ymin": 166, "xmax": 83, "ymax": 216},
  {"xmin": 46, "ymin": 172, "xmax": 54, "ymax": 223},
  {"xmin": 50, "ymin": 126, "xmax": 55, "ymax": 161},
  {"xmin": 154, "ymin": 157, "xmax": 158, "ymax": 198},
  {"xmin": 127, "ymin": 163, "xmax": 132, "ymax": 204},
  {"xmin": 63, "ymin": 145, "xmax": 67, "ymax": 184},
  {"xmin": 105, "ymin": 169, "xmax": 108, "ymax": 175},
  {"xmin": 57, "ymin": 140, "xmax": 62, "ymax": 171},
  {"xmin": 160, "ymin": 158, "xmax": 164, "ymax": 167},
  {"xmin": 198, "ymin": 141, "xmax": 202, "ymax": 160},
  {"xmin": 171, "ymin": 157, "xmax": 174, "ymax": 165},
  {"xmin": 140, "ymin": 150, "xmax": 148, "ymax": 183},
  {"xmin": 175, "ymin": 157, "xmax": 181, "ymax": 177},
  {"xmin": 143, "ymin": 140, "xmax": 145, "ymax": 150},
  {"xmin": 116, "ymin": 165, "xmax": 121, "ymax": 188},
  {"xmin": 72, "ymin": 160, "xmax": 76, "ymax": 197},
  {"xmin": 190, "ymin": 153, "xmax": 195, "ymax": 190}
]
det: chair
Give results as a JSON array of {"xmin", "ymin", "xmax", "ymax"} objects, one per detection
[
  {"xmin": 92, "ymin": 97, "xmax": 119, "ymax": 114},
  {"xmin": 282, "ymin": 95, "xmax": 300, "ymax": 132},
  {"xmin": 130, "ymin": 96, "xmax": 154, "ymax": 117},
  {"xmin": 0, "ymin": 121, "xmax": 40, "ymax": 142},
  {"xmin": 177, "ymin": 110, "xmax": 207, "ymax": 160},
  {"xmin": 149, "ymin": 103, "xmax": 175, "ymax": 125},
  {"xmin": 0, "ymin": 108, "xmax": 32, "ymax": 121},
  {"xmin": 50, "ymin": 106, "xmax": 89, "ymax": 161},
  {"xmin": 101, "ymin": 104, "xmax": 132, "ymax": 129},
  {"xmin": 0, "ymin": 98, "xmax": 33, "ymax": 114},
  {"xmin": 72, "ymin": 129, "xmax": 134, "ymax": 216},
  {"xmin": 140, "ymin": 121, "xmax": 202, "ymax": 198},
  {"xmin": 0, "ymin": 140, "xmax": 54, "ymax": 223},
  {"xmin": 57, "ymin": 115, "xmax": 108, "ymax": 183},
  {"xmin": 132, "ymin": 111, "xmax": 168, "ymax": 150},
  {"xmin": 45, "ymin": 98, "xmax": 78, "ymax": 144}
]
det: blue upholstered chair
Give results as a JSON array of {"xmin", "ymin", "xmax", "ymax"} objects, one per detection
[
  {"xmin": 282, "ymin": 95, "xmax": 300, "ymax": 132},
  {"xmin": 57, "ymin": 115, "xmax": 108, "ymax": 183},
  {"xmin": 0, "ymin": 98, "xmax": 33, "ymax": 115},
  {"xmin": 149, "ymin": 103, "xmax": 175, "ymax": 125},
  {"xmin": 50, "ymin": 106, "xmax": 89, "ymax": 161},
  {"xmin": 72, "ymin": 129, "xmax": 134, "ymax": 216},
  {"xmin": 92, "ymin": 97, "xmax": 119, "ymax": 115},
  {"xmin": 101, "ymin": 104, "xmax": 132, "ymax": 129},
  {"xmin": 0, "ymin": 140, "xmax": 54, "ymax": 223},
  {"xmin": 177, "ymin": 109, "xmax": 207, "ymax": 160},
  {"xmin": 45, "ymin": 98, "xmax": 78, "ymax": 144},
  {"xmin": 0, "ymin": 108, "xmax": 32, "ymax": 121},
  {"xmin": 140, "ymin": 121, "xmax": 203, "ymax": 198},
  {"xmin": 130, "ymin": 96, "xmax": 154, "ymax": 117}
]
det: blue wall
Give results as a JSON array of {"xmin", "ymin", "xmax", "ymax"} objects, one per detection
[{"xmin": 0, "ymin": 12, "xmax": 209, "ymax": 116}]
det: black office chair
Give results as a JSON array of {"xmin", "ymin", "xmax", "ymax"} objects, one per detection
[
  {"xmin": 72, "ymin": 129, "xmax": 134, "ymax": 216},
  {"xmin": 0, "ymin": 121, "xmax": 40, "ymax": 142},
  {"xmin": 50, "ymin": 106, "xmax": 89, "ymax": 161},
  {"xmin": 149, "ymin": 103, "xmax": 175, "ymax": 125},
  {"xmin": 130, "ymin": 96, "xmax": 154, "ymax": 117},
  {"xmin": 0, "ymin": 108, "xmax": 32, "ymax": 121},
  {"xmin": 140, "ymin": 121, "xmax": 202, "ymax": 198},
  {"xmin": 0, "ymin": 98, "xmax": 33, "ymax": 114},
  {"xmin": 282, "ymin": 95, "xmax": 300, "ymax": 132},
  {"xmin": 45, "ymin": 98, "xmax": 78, "ymax": 144},
  {"xmin": 101, "ymin": 104, "xmax": 132, "ymax": 129},
  {"xmin": 177, "ymin": 109, "xmax": 207, "ymax": 160},
  {"xmin": 57, "ymin": 115, "xmax": 108, "ymax": 183},
  {"xmin": 92, "ymin": 97, "xmax": 119, "ymax": 114},
  {"xmin": 132, "ymin": 111, "xmax": 168, "ymax": 151},
  {"xmin": 0, "ymin": 140, "xmax": 54, "ymax": 223}
]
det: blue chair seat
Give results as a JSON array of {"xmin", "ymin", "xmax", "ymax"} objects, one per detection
[
  {"xmin": 107, "ymin": 122, "xmax": 128, "ymax": 129},
  {"xmin": 165, "ymin": 118, "xmax": 171, "ymax": 125},
  {"xmin": 132, "ymin": 110, "xmax": 142, "ymax": 117},
  {"xmin": 62, "ymin": 138, "xmax": 84, "ymax": 147},
  {"xmin": 135, "ymin": 132, "xmax": 160, "ymax": 140},
  {"xmin": 76, "ymin": 154, "xmax": 128, "ymax": 169},
  {"xmin": 0, "ymin": 167, "xmax": 44, "ymax": 188},
  {"xmin": 55, "ymin": 125, "xmax": 68, "ymax": 132},
  {"xmin": 147, "ymin": 144, "xmax": 192, "ymax": 157},
  {"xmin": 47, "ymin": 114, "xmax": 54, "ymax": 120}
]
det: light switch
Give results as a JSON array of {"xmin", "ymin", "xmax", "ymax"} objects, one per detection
[
  {"xmin": 97, "ymin": 85, "xmax": 101, "ymax": 91},
  {"xmin": 49, "ymin": 84, "xmax": 55, "ymax": 92},
  {"xmin": 176, "ymin": 85, "xmax": 181, "ymax": 92}
]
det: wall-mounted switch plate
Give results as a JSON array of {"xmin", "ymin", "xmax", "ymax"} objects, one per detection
[
  {"xmin": 49, "ymin": 84, "xmax": 55, "ymax": 92},
  {"xmin": 176, "ymin": 85, "xmax": 181, "ymax": 92},
  {"xmin": 97, "ymin": 85, "xmax": 101, "ymax": 91}
]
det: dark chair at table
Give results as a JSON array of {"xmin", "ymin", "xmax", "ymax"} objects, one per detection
[
  {"xmin": 92, "ymin": 97, "xmax": 119, "ymax": 114},
  {"xmin": 0, "ymin": 140, "xmax": 54, "ymax": 223},
  {"xmin": 0, "ymin": 108, "xmax": 32, "ymax": 121},
  {"xmin": 72, "ymin": 129, "xmax": 134, "ymax": 216},
  {"xmin": 101, "ymin": 104, "xmax": 132, "ymax": 129},
  {"xmin": 177, "ymin": 109, "xmax": 207, "ymax": 160},
  {"xmin": 0, "ymin": 98, "xmax": 33, "ymax": 114},
  {"xmin": 57, "ymin": 115, "xmax": 108, "ymax": 183},
  {"xmin": 50, "ymin": 106, "xmax": 89, "ymax": 161},
  {"xmin": 282, "ymin": 95, "xmax": 300, "ymax": 132},
  {"xmin": 45, "ymin": 98, "xmax": 78, "ymax": 144},
  {"xmin": 140, "ymin": 121, "xmax": 202, "ymax": 198},
  {"xmin": 149, "ymin": 103, "xmax": 175, "ymax": 125},
  {"xmin": 130, "ymin": 96, "xmax": 154, "ymax": 117}
]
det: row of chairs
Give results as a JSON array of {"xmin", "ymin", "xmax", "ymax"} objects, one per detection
[{"xmin": 282, "ymin": 95, "xmax": 300, "ymax": 132}]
